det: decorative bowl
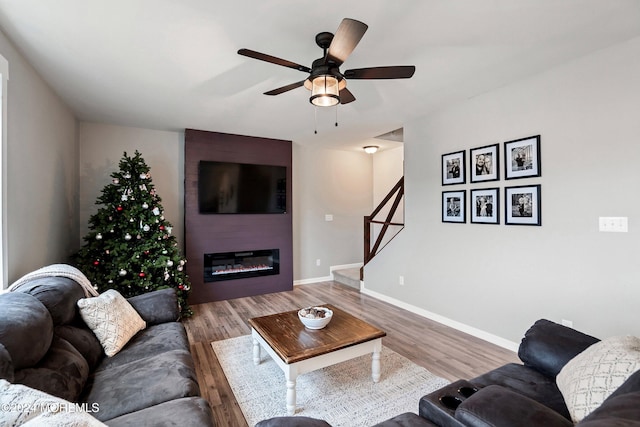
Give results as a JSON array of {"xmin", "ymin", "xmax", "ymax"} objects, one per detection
[{"xmin": 298, "ymin": 306, "xmax": 333, "ymax": 330}]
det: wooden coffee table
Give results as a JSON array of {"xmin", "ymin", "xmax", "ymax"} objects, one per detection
[{"xmin": 248, "ymin": 304, "xmax": 386, "ymax": 415}]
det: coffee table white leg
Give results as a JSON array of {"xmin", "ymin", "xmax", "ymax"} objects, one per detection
[
  {"xmin": 371, "ymin": 339, "xmax": 382, "ymax": 382},
  {"xmin": 252, "ymin": 337, "xmax": 261, "ymax": 365},
  {"xmin": 285, "ymin": 366, "xmax": 298, "ymax": 415}
]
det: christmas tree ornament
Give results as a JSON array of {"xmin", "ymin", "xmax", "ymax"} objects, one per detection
[
  {"xmin": 96, "ymin": 233, "xmax": 103, "ymax": 240},
  {"xmin": 93, "ymin": 260, "xmax": 100, "ymax": 266},
  {"xmin": 116, "ymin": 206, "xmax": 123, "ymax": 212},
  {"xmin": 143, "ymin": 225, "xmax": 150, "ymax": 232},
  {"xmin": 159, "ymin": 225, "xmax": 165, "ymax": 230},
  {"xmin": 152, "ymin": 207, "xmax": 160, "ymax": 216},
  {"xmin": 139, "ymin": 272, "xmax": 146, "ymax": 277},
  {"xmin": 125, "ymin": 233, "xmax": 132, "ymax": 240},
  {"xmin": 136, "ymin": 234, "xmax": 141, "ymax": 239},
  {"xmin": 121, "ymin": 194, "xmax": 128, "ymax": 201},
  {"xmin": 167, "ymin": 260, "xmax": 174, "ymax": 267},
  {"xmin": 162, "ymin": 250, "xmax": 168, "ymax": 254},
  {"xmin": 124, "ymin": 173, "xmax": 131, "ymax": 179},
  {"xmin": 140, "ymin": 173, "xmax": 147, "ymax": 179},
  {"xmin": 142, "ymin": 202, "xmax": 149, "ymax": 209},
  {"xmin": 113, "ymin": 178, "xmax": 119, "ymax": 184},
  {"xmin": 119, "ymin": 269, "xmax": 127, "ymax": 276}
]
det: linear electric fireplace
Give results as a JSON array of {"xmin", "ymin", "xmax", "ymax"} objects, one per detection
[{"xmin": 204, "ymin": 249, "xmax": 280, "ymax": 282}]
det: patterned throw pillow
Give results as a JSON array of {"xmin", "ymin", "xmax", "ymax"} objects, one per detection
[
  {"xmin": 556, "ymin": 335, "xmax": 640, "ymax": 423},
  {"xmin": 0, "ymin": 379, "xmax": 106, "ymax": 426},
  {"xmin": 77, "ymin": 290, "xmax": 146, "ymax": 357}
]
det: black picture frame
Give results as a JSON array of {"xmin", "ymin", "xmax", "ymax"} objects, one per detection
[
  {"xmin": 470, "ymin": 143, "xmax": 499, "ymax": 183},
  {"xmin": 504, "ymin": 135, "xmax": 541, "ymax": 180},
  {"xmin": 471, "ymin": 188, "xmax": 500, "ymax": 224},
  {"xmin": 505, "ymin": 184, "xmax": 541, "ymax": 226},
  {"xmin": 442, "ymin": 190, "xmax": 466, "ymax": 223},
  {"xmin": 441, "ymin": 150, "xmax": 465, "ymax": 185}
]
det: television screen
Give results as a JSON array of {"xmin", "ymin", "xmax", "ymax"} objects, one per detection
[{"xmin": 198, "ymin": 161, "xmax": 287, "ymax": 214}]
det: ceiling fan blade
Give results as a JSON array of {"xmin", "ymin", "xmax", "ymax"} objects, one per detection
[
  {"xmin": 264, "ymin": 80, "xmax": 306, "ymax": 96},
  {"xmin": 238, "ymin": 49, "xmax": 311, "ymax": 73},
  {"xmin": 326, "ymin": 18, "xmax": 368, "ymax": 66},
  {"xmin": 344, "ymin": 66, "xmax": 416, "ymax": 79},
  {"xmin": 339, "ymin": 87, "xmax": 356, "ymax": 104}
]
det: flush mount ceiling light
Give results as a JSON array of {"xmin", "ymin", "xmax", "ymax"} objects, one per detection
[{"xmin": 363, "ymin": 145, "xmax": 379, "ymax": 154}]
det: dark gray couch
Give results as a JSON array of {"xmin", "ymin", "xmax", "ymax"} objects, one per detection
[
  {"xmin": 257, "ymin": 319, "xmax": 640, "ymax": 427},
  {"xmin": 0, "ymin": 274, "xmax": 214, "ymax": 426}
]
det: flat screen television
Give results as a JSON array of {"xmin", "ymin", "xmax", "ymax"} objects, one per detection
[{"xmin": 198, "ymin": 161, "xmax": 287, "ymax": 214}]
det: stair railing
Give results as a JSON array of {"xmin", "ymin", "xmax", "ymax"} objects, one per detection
[{"xmin": 362, "ymin": 177, "xmax": 404, "ymax": 279}]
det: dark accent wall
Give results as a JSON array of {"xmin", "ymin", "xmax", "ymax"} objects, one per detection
[{"xmin": 185, "ymin": 129, "xmax": 293, "ymax": 304}]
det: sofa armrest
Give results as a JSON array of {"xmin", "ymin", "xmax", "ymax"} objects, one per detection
[
  {"xmin": 518, "ymin": 319, "xmax": 600, "ymax": 378},
  {"xmin": 127, "ymin": 288, "xmax": 179, "ymax": 325},
  {"xmin": 455, "ymin": 385, "xmax": 573, "ymax": 427}
]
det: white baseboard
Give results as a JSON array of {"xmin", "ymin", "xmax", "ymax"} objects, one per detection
[
  {"xmin": 360, "ymin": 286, "xmax": 519, "ymax": 353},
  {"xmin": 294, "ymin": 276, "xmax": 332, "ymax": 286}
]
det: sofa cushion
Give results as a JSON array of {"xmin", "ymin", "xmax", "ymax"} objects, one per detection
[
  {"xmin": 518, "ymin": 319, "xmax": 600, "ymax": 378},
  {"xmin": 127, "ymin": 288, "xmax": 180, "ymax": 325},
  {"xmin": 0, "ymin": 379, "xmax": 105, "ymax": 426},
  {"xmin": 0, "ymin": 343, "xmax": 13, "ymax": 382},
  {"xmin": 103, "ymin": 397, "xmax": 213, "ymax": 427},
  {"xmin": 14, "ymin": 276, "xmax": 85, "ymax": 325},
  {"xmin": 14, "ymin": 335, "xmax": 90, "ymax": 402},
  {"xmin": 77, "ymin": 289, "xmax": 146, "ymax": 357},
  {"xmin": 55, "ymin": 324, "xmax": 104, "ymax": 370},
  {"xmin": 557, "ymin": 335, "xmax": 640, "ymax": 423},
  {"xmin": 471, "ymin": 362, "xmax": 571, "ymax": 419},
  {"xmin": 455, "ymin": 385, "xmax": 573, "ymax": 427},
  {"xmin": 94, "ymin": 322, "xmax": 190, "ymax": 372},
  {"xmin": 0, "ymin": 292, "xmax": 53, "ymax": 369},
  {"xmin": 82, "ymin": 349, "xmax": 201, "ymax": 421}
]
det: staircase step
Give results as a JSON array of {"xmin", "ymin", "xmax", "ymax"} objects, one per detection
[{"xmin": 332, "ymin": 267, "xmax": 361, "ymax": 290}]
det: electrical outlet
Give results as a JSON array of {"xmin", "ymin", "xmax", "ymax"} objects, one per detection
[
  {"xmin": 316, "ymin": 259, "xmax": 321, "ymax": 266},
  {"xmin": 399, "ymin": 275, "xmax": 404, "ymax": 285}
]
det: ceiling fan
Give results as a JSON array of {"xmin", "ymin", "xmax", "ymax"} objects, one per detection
[{"xmin": 238, "ymin": 18, "xmax": 415, "ymax": 107}]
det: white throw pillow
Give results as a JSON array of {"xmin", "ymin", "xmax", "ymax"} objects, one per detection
[
  {"xmin": 77, "ymin": 289, "xmax": 146, "ymax": 357},
  {"xmin": 556, "ymin": 335, "xmax": 640, "ymax": 423},
  {"xmin": 0, "ymin": 379, "xmax": 106, "ymax": 426}
]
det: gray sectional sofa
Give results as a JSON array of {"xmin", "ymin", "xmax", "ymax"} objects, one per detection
[{"xmin": 0, "ymin": 270, "xmax": 213, "ymax": 426}]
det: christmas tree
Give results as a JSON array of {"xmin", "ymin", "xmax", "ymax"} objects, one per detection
[{"xmin": 75, "ymin": 150, "xmax": 192, "ymax": 317}]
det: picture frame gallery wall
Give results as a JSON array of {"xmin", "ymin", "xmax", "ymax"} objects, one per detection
[{"xmin": 441, "ymin": 135, "xmax": 542, "ymax": 226}]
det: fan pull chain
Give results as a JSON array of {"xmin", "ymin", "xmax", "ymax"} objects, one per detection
[
  {"xmin": 335, "ymin": 105, "xmax": 339, "ymax": 127},
  {"xmin": 314, "ymin": 107, "xmax": 318, "ymax": 134}
]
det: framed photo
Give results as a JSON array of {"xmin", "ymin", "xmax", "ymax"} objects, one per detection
[
  {"xmin": 442, "ymin": 190, "xmax": 466, "ymax": 223},
  {"xmin": 471, "ymin": 188, "xmax": 499, "ymax": 224},
  {"xmin": 505, "ymin": 184, "xmax": 541, "ymax": 226},
  {"xmin": 470, "ymin": 144, "xmax": 499, "ymax": 183},
  {"xmin": 504, "ymin": 135, "xmax": 541, "ymax": 180},
  {"xmin": 441, "ymin": 150, "xmax": 465, "ymax": 185}
]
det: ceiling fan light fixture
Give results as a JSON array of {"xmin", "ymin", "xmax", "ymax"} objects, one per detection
[{"xmin": 309, "ymin": 75, "xmax": 340, "ymax": 107}]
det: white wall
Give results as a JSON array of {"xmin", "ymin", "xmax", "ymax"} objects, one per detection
[
  {"xmin": 293, "ymin": 144, "xmax": 373, "ymax": 281},
  {"xmin": 78, "ymin": 123, "xmax": 184, "ymax": 247},
  {"xmin": 365, "ymin": 36, "xmax": 640, "ymax": 344},
  {"xmin": 0, "ymin": 29, "xmax": 78, "ymax": 285}
]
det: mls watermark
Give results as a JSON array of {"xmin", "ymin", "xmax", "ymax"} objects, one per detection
[{"xmin": 1, "ymin": 402, "xmax": 100, "ymax": 413}]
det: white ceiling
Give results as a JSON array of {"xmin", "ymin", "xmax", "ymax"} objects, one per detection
[{"xmin": 0, "ymin": 1, "xmax": 639, "ymax": 152}]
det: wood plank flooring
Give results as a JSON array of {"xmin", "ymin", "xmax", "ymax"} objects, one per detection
[{"xmin": 182, "ymin": 281, "xmax": 520, "ymax": 427}]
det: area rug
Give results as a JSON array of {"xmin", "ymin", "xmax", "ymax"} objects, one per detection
[{"xmin": 211, "ymin": 335, "xmax": 450, "ymax": 426}]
